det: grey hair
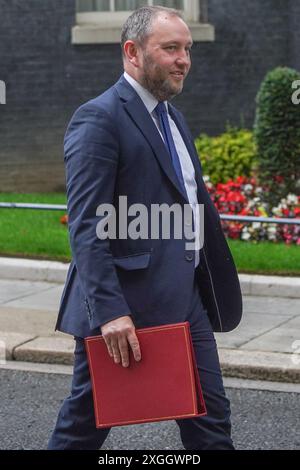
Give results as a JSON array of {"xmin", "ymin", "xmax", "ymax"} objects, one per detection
[{"xmin": 121, "ymin": 6, "xmax": 183, "ymax": 56}]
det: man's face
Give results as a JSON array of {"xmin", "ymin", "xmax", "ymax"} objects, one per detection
[{"xmin": 138, "ymin": 14, "xmax": 193, "ymax": 101}]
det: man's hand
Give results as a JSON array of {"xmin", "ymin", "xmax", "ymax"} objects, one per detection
[{"xmin": 101, "ymin": 315, "xmax": 141, "ymax": 368}]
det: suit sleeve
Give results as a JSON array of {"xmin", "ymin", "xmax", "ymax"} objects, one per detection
[{"xmin": 64, "ymin": 103, "xmax": 131, "ymax": 330}]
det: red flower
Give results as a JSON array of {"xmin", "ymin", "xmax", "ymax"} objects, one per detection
[
  {"xmin": 60, "ymin": 214, "xmax": 68, "ymax": 225},
  {"xmin": 273, "ymin": 175, "xmax": 284, "ymax": 183},
  {"xmin": 294, "ymin": 208, "xmax": 300, "ymax": 217},
  {"xmin": 239, "ymin": 208, "xmax": 250, "ymax": 216},
  {"xmin": 206, "ymin": 174, "xmax": 299, "ymax": 244}
]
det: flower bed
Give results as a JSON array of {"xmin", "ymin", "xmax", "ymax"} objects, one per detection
[{"xmin": 205, "ymin": 175, "xmax": 300, "ymax": 245}]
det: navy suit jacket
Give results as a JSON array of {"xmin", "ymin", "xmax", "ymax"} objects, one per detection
[{"xmin": 55, "ymin": 75, "xmax": 242, "ymax": 338}]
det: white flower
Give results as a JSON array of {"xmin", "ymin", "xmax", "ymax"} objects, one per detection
[
  {"xmin": 268, "ymin": 234, "xmax": 277, "ymax": 241},
  {"xmin": 252, "ymin": 222, "xmax": 261, "ymax": 229},
  {"xmin": 244, "ymin": 184, "xmax": 253, "ymax": 194},
  {"xmin": 272, "ymin": 207, "xmax": 281, "ymax": 216},
  {"xmin": 203, "ymin": 175, "xmax": 210, "ymax": 183},
  {"xmin": 241, "ymin": 231, "xmax": 251, "ymax": 241},
  {"xmin": 286, "ymin": 194, "xmax": 298, "ymax": 205},
  {"xmin": 267, "ymin": 225, "xmax": 277, "ymax": 234},
  {"xmin": 278, "ymin": 203, "xmax": 287, "ymax": 211}
]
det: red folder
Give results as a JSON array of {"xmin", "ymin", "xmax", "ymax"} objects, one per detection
[{"xmin": 85, "ymin": 321, "xmax": 207, "ymax": 428}]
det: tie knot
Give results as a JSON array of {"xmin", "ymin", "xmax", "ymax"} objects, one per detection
[{"xmin": 154, "ymin": 102, "xmax": 167, "ymax": 117}]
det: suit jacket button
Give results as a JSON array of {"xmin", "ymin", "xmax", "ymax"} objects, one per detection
[{"xmin": 185, "ymin": 254, "xmax": 194, "ymax": 262}]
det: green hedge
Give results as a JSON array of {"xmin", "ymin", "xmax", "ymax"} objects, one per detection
[
  {"xmin": 194, "ymin": 127, "xmax": 257, "ymax": 184},
  {"xmin": 254, "ymin": 66, "xmax": 300, "ymax": 204}
]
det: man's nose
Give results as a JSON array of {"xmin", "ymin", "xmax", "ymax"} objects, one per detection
[{"xmin": 175, "ymin": 50, "xmax": 191, "ymax": 66}]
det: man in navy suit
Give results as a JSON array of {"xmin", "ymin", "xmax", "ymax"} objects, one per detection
[{"xmin": 48, "ymin": 5, "xmax": 242, "ymax": 450}]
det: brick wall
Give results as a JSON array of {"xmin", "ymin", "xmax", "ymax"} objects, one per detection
[
  {"xmin": 0, "ymin": 0, "xmax": 299, "ymax": 191},
  {"xmin": 289, "ymin": 0, "xmax": 300, "ymax": 70}
]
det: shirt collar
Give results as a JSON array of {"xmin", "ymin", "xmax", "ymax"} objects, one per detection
[{"xmin": 123, "ymin": 72, "xmax": 168, "ymax": 115}]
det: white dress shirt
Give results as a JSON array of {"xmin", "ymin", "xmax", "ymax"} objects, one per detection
[{"xmin": 123, "ymin": 72, "xmax": 200, "ymax": 267}]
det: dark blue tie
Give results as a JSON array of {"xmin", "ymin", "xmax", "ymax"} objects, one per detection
[{"xmin": 155, "ymin": 102, "xmax": 187, "ymax": 197}]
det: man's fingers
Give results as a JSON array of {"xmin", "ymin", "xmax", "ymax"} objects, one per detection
[
  {"xmin": 103, "ymin": 338, "xmax": 113, "ymax": 358},
  {"xmin": 100, "ymin": 316, "xmax": 141, "ymax": 367},
  {"xmin": 110, "ymin": 338, "xmax": 121, "ymax": 364},
  {"xmin": 127, "ymin": 331, "xmax": 142, "ymax": 362},
  {"xmin": 118, "ymin": 336, "xmax": 130, "ymax": 368},
  {"xmin": 104, "ymin": 332, "xmax": 141, "ymax": 367}
]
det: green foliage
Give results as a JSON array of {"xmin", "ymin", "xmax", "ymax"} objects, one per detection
[
  {"xmin": 254, "ymin": 66, "xmax": 300, "ymax": 204},
  {"xmin": 194, "ymin": 127, "xmax": 258, "ymax": 185}
]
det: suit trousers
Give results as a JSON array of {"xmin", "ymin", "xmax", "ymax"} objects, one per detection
[{"xmin": 48, "ymin": 274, "xmax": 234, "ymax": 450}]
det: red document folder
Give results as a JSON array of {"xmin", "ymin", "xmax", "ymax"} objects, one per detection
[{"xmin": 85, "ymin": 321, "xmax": 207, "ymax": 428}]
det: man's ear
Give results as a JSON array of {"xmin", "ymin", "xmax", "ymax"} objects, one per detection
[{"xmin": 123, "ymin": 40, "xmax": 141, "ymax": 68}]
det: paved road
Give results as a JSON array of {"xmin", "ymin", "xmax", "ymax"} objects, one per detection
[{"xmin": 0, "ymin": 368, "xmax": 299, "ymax": 450}]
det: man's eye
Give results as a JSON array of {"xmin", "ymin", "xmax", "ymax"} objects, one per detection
[{"xmin": 166, "ymin": 46, "xmax": 177, "ymax": 51}]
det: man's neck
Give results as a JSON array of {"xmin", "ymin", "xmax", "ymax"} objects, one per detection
[
  {"xmin": 123, "ymin": 71, "xmax": 164, "ymax": 115},
  {"xmin": 124, "ymin": 71, "xmax": 152, "ymax": 96}
]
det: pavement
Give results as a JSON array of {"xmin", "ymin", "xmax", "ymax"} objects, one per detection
[{"xmin": 0, "ymin": 256, "xmax": 300, "ymax": 383}]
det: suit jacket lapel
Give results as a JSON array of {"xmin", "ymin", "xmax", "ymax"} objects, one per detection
[{"xmin": 114, "ymin": 76, "xmax": 189, "ymax": 202}]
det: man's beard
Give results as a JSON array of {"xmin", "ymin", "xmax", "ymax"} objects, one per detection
[{"xmin": 139, "ymin": 52, "xmax": 184, "ymax": 102}]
